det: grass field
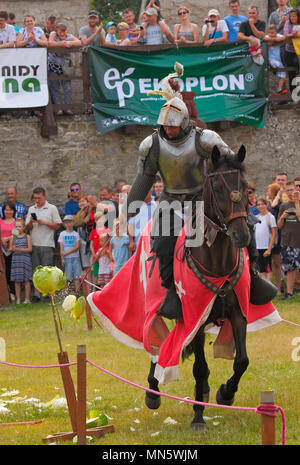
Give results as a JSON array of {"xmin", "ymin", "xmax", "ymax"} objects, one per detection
[{"xmin": 0, "ymin": 293, "xmax": 299, "ymax": 446}]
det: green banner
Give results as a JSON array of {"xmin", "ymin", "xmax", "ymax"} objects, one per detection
[{"xmin": 89, "ymin": 42, "xmax": 268, "ymax": 134}]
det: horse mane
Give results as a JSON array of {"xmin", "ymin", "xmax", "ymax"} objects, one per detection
[{"xmin": 206, "ymin": 154, "xmax": 246, "ymax": 175}]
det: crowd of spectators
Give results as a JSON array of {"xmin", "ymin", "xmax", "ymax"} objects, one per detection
[
  {"xmin": 0, "ymin": 1, "xmax": 299, "ymax": 115},
  {"xmin": 0, "ymin": 177, "xmax": 164, "ymax": 306},
  {"xmin": 0, "ymin": 169, "xmax": 299, "ymax": 306},
  {"xmin": 249, "ymin": 172, "xmax": 300, "ymax": 300}
]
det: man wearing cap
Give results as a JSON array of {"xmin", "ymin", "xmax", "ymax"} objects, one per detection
[
  {"xmin": 139, "ymin": 7, "xmax": 174, "ymax": 44},
  {"xmin": 238, "ymin": 6, "xmax": 265, "ymax": 47},
  {"xmin": 79, "ymin": 10, "xmax": 105, "ymax": 47},
  {"xmin": 202, "ymin": 9, "xmax": 229, "ymax": 46}
]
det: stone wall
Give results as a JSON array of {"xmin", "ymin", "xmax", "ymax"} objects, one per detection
[
  {"xmin": 1, "ymin": 0, "xmax": 90, "ymax": 35},
  {"xmin": 1, "ymin": 0, "xmax": 299, "ymax": 209},
  {"xmin": 1, "ymin": 107, "xmax": 299, "ymax": 209}
]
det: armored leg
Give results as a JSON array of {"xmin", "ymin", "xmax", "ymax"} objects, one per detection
[{"xmin": 151, "ymin": 196, "xmax": 184, "ymax": 320}]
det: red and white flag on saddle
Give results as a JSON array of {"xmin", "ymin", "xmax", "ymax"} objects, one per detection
[{"xmin": 87, "ymin": 221, "xmax": 281, "ymax": 385}]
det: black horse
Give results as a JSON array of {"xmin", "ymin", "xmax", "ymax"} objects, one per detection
[{"xmin": 145, "ymin": 145, "xmax": 251, "ymax": 430}]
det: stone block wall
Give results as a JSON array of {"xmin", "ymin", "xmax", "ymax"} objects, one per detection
[
  {"xmin": 1, "ymin": 0, "xmax": 90, "ymax": 36},
  {"xmin": 1, "ymin": 108, "xmax": 300, "ymax": 209}
]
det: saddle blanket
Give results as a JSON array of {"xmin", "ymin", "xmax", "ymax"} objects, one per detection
[{"xmin": 87, "ymin": 221, "xmax": 281, "ymax": 385}]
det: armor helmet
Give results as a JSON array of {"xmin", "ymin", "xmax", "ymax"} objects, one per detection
[{"xmin": 157, "ymin": 96, "xmax": 190, "ymax": 130}]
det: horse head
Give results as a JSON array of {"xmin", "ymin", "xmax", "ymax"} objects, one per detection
[{"xmin": 204, "ymin": 145, "xmax": 250, "ymax": 248}]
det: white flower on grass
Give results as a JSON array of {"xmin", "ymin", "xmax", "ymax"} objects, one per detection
[
  {"xmin": 151, "ymin": 431, "xmax": 161, "ymax": 437},
  {"xmin": 163, "ymin": 416, "xmax": 178, "ymax": 425},
  {"xmin": 62, "ymin": 295, "xmax": 76, "ymax": 312},
  {"xmin": 130, "ymin": 426, "xmax": 135, "ymax": 432},
  {"xmin": 133, "ymin": 419, "xmax": 140, "ymax": 424},
  {"xmin": 0, "ymin": 389, "xmax": 20, "ymax": 397},
  {"xmin": 0, "ymin": 405, "xmax": 10, "ymax": 414},
  {"xmin": 51, "ymin": 397, "xmax": 67, "ymax": 409}
]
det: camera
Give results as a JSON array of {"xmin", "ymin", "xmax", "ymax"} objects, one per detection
[
  {"xmin": 31, "ymin": 212, "xmax": 37, "ymax": 220},
  {"xmin": 205, "ymin": 20, "xmax": 215, "ymax": 23}
]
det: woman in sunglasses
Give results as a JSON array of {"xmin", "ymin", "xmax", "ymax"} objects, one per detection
[{"xmin": 174, "ymin": 6, "xmax": 199, "ymax": 43}]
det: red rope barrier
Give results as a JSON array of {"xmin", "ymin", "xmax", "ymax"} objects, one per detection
[
  {"xmin": 0, "ymin": 420, "xmax": 43, "ymax": 427},
  {"xmin": 0, "ymin": 357, "xmax": 287, "ymax": 444}
]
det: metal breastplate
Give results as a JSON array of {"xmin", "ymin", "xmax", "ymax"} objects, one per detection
[{"xmin": 158, "ymin": 129, "xmax": 205, "ymax": 195}]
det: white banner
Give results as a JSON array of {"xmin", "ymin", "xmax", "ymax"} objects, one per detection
[{"xmin": 0, "ymin": 48, "xmax": 49, "ymax": 108}]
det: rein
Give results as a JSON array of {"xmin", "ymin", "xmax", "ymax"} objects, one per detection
[{"xmin": 183, "ymin": 162, "xmax": 248, "ymax": 308}]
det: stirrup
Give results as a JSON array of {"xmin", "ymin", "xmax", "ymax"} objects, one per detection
[
  {"xmin": 250, "ymin": 271, "xmax": 277, "ymax": 305},
  {"xmin": 157, "ymin": 285, "xmax": 183, "ymax": 320}
]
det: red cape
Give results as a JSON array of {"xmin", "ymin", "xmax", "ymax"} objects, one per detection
[{"xmin": 87, "ymin": 221, "xmax": 281, "ymax": 385}]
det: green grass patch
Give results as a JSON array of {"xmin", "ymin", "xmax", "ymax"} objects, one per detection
[{"xmin": 0, "ymin": 295, "xmax": 299, "ymax": 445}]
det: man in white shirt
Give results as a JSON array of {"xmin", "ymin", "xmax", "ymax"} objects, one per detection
[
  {"xmin": 0, "ymin": 11, "xmax": 16, "ymax": 48},
  {"xmin": 202, "ymin": 8, "xmax": 229, "ymax": 46},
  {"xmin": 26, "ymin": 187, "xmax": 62, "ymax": 302},
  {"xmin": 128, "ymin": 189, "xmax": 157, "ymax": 252}
]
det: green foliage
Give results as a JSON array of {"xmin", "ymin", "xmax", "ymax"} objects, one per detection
[
  {"xmin": 290, "ymin": 0, "xmax": 300, "ymax": 8},
  {"xmin": 90, "ymin": 0, "xmax": 142, "ymax": 25}
]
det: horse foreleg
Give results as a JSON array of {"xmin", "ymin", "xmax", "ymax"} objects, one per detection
[
  {"xmin": 190, "ymin": 331, "xmax": 210, "ymax": 430},
  {"xmin": 145, "ymin": 361, "xmax": 161, "ymax": 410},
  {"xmin": 216, "ymin": 308, "xmax": 249, "ymax": 406}
]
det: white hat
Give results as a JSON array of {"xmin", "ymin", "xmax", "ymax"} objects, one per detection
[
  {"xmin": 145, "ymin": 7, "xmax": 158, "ymax": 16},
  {"xmin": 208, "ymin": 9, "xmax": 220, "ymax": 17}
]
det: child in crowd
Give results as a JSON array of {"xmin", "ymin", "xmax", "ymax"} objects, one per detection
[
  {"xmin": 265, "ymin": 24, "xmax": 287, "ymax": 95},
  {"xmin": 105, "ymin": 21, "xmax": 117, "ymax": 42},
  {"xmin": 58, "ymin": 215, "xmax": 82, "ymax": 292},
  {"xmin": 98, "ymin": 229, "xmax": 113, "ymax": 288},
  {"xmin": 89, "ymin": 212, "xmax": 112, "ymax": 289},
  {"xmin": 110, "ymin": 219, "xmax": 129, "ymax": 276},
  {"xmin": 254, "ymin": 196, "xmax": 277, "ymax": 283},
  {"xmin": 9, "ymin": 219, "xmax": 32, "ymax": 304}
]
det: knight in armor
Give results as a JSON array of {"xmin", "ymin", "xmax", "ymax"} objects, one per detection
[{"xmin": 123, "ymin": 63, "xmax": 276, "ymax": 319}]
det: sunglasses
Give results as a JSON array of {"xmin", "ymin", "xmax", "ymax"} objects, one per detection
[
  {"xmin": 71, "ymin": 187, "xmax": 80, "ymax": 191},
  {"xmin": 295, "ymin": 184, "xmax": 300, "ymax": 188},
  {"xmin": 178, "ymin": 11, "xmax": 188, "ymax": 15},
  {"xmin": 248, "ymin": 190, "xmax": 255, "ymax": 194}
]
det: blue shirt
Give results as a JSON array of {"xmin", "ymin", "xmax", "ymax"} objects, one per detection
[
  {"xmin": 250, "ymin": 205, "xmax": 259, "ymax": 215},
  {"xmin": 64, "ymin": 199, "xmax": 80, "ymax": 216},
  {"xmin": 58, "ymin": 230, "xmax": 80, "ymax": 258},
  {"xmin": 224, "ymin": 14, "xmax": 248, "ymax": 42},
  {"xmin": 128, "ymin": 200, "xmax": 157, "ymax": 247},
  {"xmin": 0, "ymin": 201, "xmax": 28, "ymax": 219},
  {"xmin": 111, "ymin": 235, "xmax": 130, "ymax": 274}
]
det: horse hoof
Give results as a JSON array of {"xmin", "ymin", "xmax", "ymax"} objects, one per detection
[
  {"xmin": 145, "ymin": 393, "xmax": 161, "ymax": 410},
  {"xmin": 190, "ymin": 421, "xmax": 206, "ymax": 431},
  {"xmin": 216, "ymin": 384, "xmax": 235, "ymax": 406}
]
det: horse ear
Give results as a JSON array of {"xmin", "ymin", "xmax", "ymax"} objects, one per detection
[
  {"xmin": 211, "ymin": 145, "xmax": 221, "ymax": 165},
  {"xmin": 236, "ymin": 145, "xmax": 246, "ymax": 163}
]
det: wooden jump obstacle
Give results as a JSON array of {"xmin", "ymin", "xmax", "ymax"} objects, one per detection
[{"xmin": 42, "ymin": 345, "xmax": 114, "ymax": 444}]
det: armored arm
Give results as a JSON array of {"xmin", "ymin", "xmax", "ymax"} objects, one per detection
[
  {"xmin": 199, "ymin": 129, "xmax": 234, "ymax": 156},
  {"xmin": 123, "ymin": 134, "xmax": 159, "ymax": 218}
]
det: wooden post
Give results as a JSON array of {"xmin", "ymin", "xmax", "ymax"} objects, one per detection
[
  {"xmin": 261, "ymin": 391, "xmax": 276, "ymax": 445},
  {"xmin": 77, "ymin": 345, "xmax": 87, "ymax": 445},
  {"xmin": 82, "ymin": 280, "xmax": 93, "ymax": 330},
  {"xmin": 57, "ymin": 351, "xmax": 77, "ymax": 433}
]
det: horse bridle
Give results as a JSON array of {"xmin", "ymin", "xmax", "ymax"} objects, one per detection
[{"xmin": 204, "ymin": 167, "xmax": 248, "ymax": 235}]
